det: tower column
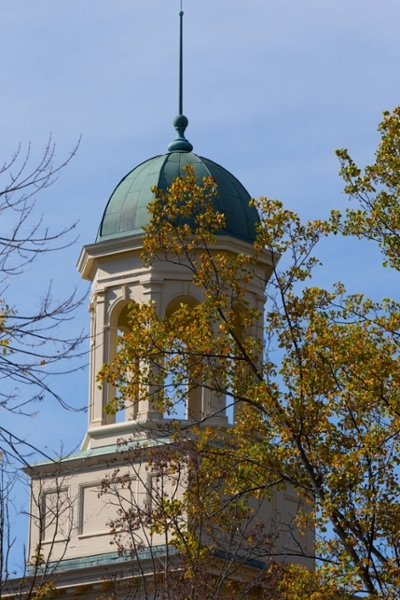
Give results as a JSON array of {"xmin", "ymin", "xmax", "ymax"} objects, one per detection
[{"xmin": 89, "ymin": 290, "xmax": 108, "ymax": 427}]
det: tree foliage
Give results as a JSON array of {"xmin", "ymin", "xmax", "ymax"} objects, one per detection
[
  {"xmin": 334, "ymin": 106, "xmax": 400, "ymax": 270},
  {"xmin": 100, "ymin": 108, "xmax": 400, "ymax": 599},
  {"xmin": 99, "ymin": 438, "xmax": 284, "ymax": 600}
]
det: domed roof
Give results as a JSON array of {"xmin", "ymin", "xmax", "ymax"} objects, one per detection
[{"xmin": 96, "ymin": 118, "xmax": 259, "ymax": 245}]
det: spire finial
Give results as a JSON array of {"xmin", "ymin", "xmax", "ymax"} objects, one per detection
[{"xmin": 168, "ymin": 0, "xmax": 193, "ymax": 153}]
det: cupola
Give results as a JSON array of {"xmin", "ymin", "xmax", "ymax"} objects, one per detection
[{"xmin": 96, "ymin": 117, "xmax": 259, "ymax": 245}]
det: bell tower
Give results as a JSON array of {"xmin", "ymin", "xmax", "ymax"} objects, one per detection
[
  {"xmin": 24, "ymin": 115, "xmax": 282, "ymax": 577},
  {"xmin": 76, "ymin": 0, "xmax": 268, "ymax": 451},
  {"xmin": 20, "ymin": 7, "xmax": 313, "ymax": 596},
  {"xmin": 76, "ymin": 113, "xmax": 269, "ymax": 451}
]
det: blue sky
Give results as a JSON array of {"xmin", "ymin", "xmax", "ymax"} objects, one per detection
[{"xmin": 1, "ymin": 0, "xmax": 400, "ymax": 564}]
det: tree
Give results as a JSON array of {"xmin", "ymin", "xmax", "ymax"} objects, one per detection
[
  {"xmin": 334, "ymin": 106, "xmax": 400, "ymax": 271},
  {"xmin": 0, "ymin": 422, "xmax": 80, "ymax": 599},
  {"xmin": 0, "ymin": 137, "xmax": 86, "ymax": 448},
  {"xmin": 1, "ymin": 455, "xmax": 75, "ymax": 600},
  {"xmin": 98, "ymin": 438, "xmax": 284, "ymax": 600},
  {"xmin": 0, "ymin": 137, "xmax": 86, "ymax": 592},
  {"xmin": 100, "ymin": 107, "xmax": 400, "ymax": 599}
]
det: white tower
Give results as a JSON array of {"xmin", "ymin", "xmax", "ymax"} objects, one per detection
[{"xmin": 21, "ymin": 15, "xmax": 312, "ymax": 596}]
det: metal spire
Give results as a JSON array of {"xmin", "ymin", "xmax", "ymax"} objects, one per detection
[
  {"xmin": 168, "ymin": 0, "xmax": 193, "ymax": 153},
  {"xmin": 179, "ymin": 0, "xmax": 183, "ymax": 115}
]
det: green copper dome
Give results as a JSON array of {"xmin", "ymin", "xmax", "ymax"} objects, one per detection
[{"xmin": 97, "ymin": 152, "xmax": 258, "ymax": 244}]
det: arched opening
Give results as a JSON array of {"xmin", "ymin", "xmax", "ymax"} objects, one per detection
[
  {"xmin": 106, "ymin": 302, "xmax": 139, "ymax": 424},
  {"xmin": 117, "ymin": 304, "xmax": 139, "ymax": 422},
  {"xmin": 164, "ymin": 295, "xmax": 226, "ymax": 423}
]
